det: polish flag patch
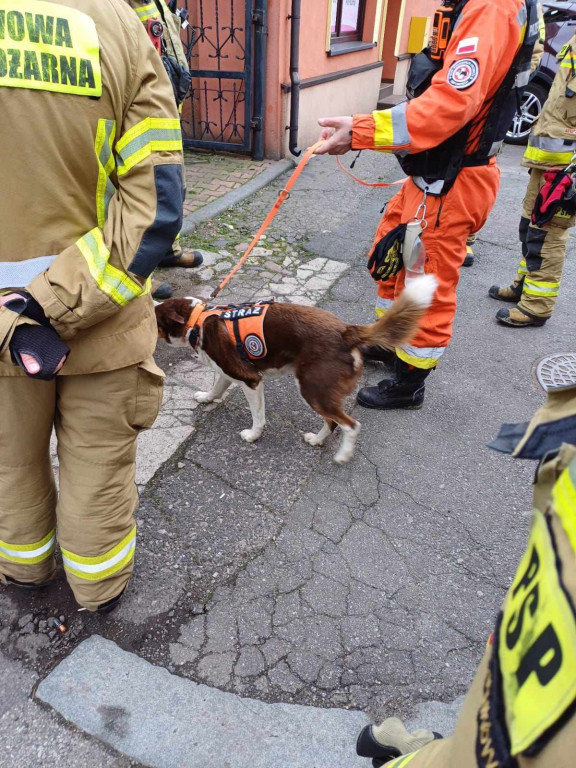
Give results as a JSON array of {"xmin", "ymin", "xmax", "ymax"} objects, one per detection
[{"xmin": 456, "ymin": 37, "xmax": 479, "ymax": 55}]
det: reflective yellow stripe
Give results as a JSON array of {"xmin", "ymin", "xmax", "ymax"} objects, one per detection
[
  {"xmin": 373, "ymin": 110, "xmax": 394, "ymax": 146},
  {"xmin": 0, "ymin": 529, "xmax": 55, "ymax": 565},
  {"xmin": 115, "ymin": 117, "xmax": 182, "ymax": 176},
  {"xmin": 517, "ymin": 259, "xmax": 528, "ymax": 276},
  {"xmin": 397, "ymin": 344, "xmax": 444, "ymax": 369},
  {"xmin": 61, "ymin": 526, "xmax": 136, "ymax": 582},
  {"xmin": 372, "ymin": 104, "xmax": 410, "ymax": 150},
  {"xmin": 385, "ymin": 752, "xmax": 419, "ymax": 768},
  {"xmin": 554, "ymin": 462, "xmax": 576, "ymax": 553},
  {"xmin": 524, "ymin": 146, "xmax": 574, "ymax": 165},
  {"xmin": 375, "ymin": 296, "xmax": 393, "ymax": 317},
  {"xmin": 523, "ymin": 278, "xmax": 560, "ymax": 297},
  {"xmin": 135, "ymin": 2, "xmax": 159, "ymax": 22},
  {"xmin": 94, "ymin": 118, "xmax": 117, "ymax": 228},
  {"xmin": 76, "ymin": 227, "xmax": 150, "ymax": 306}
]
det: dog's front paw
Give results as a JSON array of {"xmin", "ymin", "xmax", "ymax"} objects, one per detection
[
  {"xmin": 240, "ymin": 428, "xmax": 262, "ymax": 443},
  {"xmin": 303, "ymin": 432, "xmax": 324, "ymax": 447},
  {"xmin": 193, "ymin": 391, "xmax": 213, "ymax": 404}
]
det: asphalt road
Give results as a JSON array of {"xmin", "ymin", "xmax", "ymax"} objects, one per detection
[{"xmin": 1, "ymin": 144, "xmax": 574, "ymax": 764}]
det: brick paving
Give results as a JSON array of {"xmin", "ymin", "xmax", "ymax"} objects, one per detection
[{"xmin": 183, "ymin": 150, "xmax": 275, "ymax": 214}]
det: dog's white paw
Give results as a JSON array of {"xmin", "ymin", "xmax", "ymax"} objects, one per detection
[
  {"xmin": 240, "ymin": 428, "xmax": 262, "ymax": 443},
  {"xmin": 193, "ymin": 391, "xmax": 213, "ymax": 404},
  {"xmin": 303, "ymin": 432, "xmax": 325, "ymax": 447},
  {"xmin": 334, "ymin": 448, "xmax": 354, "ymax": 464}
]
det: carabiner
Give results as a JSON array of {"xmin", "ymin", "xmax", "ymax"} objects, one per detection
[{"xmin": 411, "ymin": 188, "xmax": 429, "ymax": 230}]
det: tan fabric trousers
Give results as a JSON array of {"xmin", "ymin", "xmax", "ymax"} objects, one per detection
[
  {"xmin": 0, "ymin": 359, "xmax": 163, "ymax": 610},
  {"xmin": 513, "ymin": 168, "xmax": 575, "ymax": 317}
]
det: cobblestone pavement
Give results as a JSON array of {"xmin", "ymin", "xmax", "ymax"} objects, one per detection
[
  {"xmin": 183, "ymin": 150, "xmax": 275, "ymax": 215},
  {"xmin": 2, "ymin": 146, "xmax": 575, "ymax": 764}
]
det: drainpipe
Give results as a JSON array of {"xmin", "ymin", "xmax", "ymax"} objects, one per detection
[
  {"xmin": 252, "ymin": 0, "xmax": 267, "ymax": 161},
  {"xmin": 288, "ymin": 0, "xmax": 301, "ymax": 156}
]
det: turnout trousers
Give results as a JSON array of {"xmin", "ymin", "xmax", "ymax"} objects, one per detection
[
  {"xmin": 0, "ymin": 360, "xmax": 163, "ymax": 611},
  {"xmin": 512, "ymin": 168, "xmax": 575, "ymax": 317},
  {"xmin": 371, "ymin": 163, "xmax": 500, "ymax": 369}
]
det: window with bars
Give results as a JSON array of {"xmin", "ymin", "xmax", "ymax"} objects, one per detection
[{"xmin": 330, "ymin": 0, "xmax": 367, "ymax": 42}]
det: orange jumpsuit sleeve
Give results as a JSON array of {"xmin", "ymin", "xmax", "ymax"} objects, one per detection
[{"xmin": 352, "ymin": 0, "xmax": 524, "ymax": 154}]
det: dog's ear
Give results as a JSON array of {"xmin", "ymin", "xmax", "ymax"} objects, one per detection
[{"xmin": 167, "ymin": 309, "xmax": 186, "ymax": 325}]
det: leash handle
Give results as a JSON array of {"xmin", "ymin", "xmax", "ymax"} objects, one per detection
[{"xmin": 210, "ymin": 141, "xmax": 324, "ymax": 299}]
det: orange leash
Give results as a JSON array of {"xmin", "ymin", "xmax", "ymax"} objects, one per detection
[
  {"xmin": 210, "ymin": 143, "xmax": 405, "ymax": 300},
  {"xmin": 210, "ymin": 141, "xmax": 324, "ymax": 299},
  {"xmin": 336, "ymin": 156, "xmax": 406, "ymax": 188}
]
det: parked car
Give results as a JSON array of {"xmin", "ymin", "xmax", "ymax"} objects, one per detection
[{"xmin": 506, "ymin": 1, "xmax": 576, "ymax": 144}]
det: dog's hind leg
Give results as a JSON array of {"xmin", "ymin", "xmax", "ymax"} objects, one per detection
[
  {"xmin": 239, "ymin": 382, "xmax": 266, "ymax": 443},
  {"xmin": 194, "ymin": 373, "xmax": 232, "ymax": 404},
  {"xmin": 303, "ymin": 419, "xmax": 336, "ymax": 447},
  {"xmin": 333, "ymin": 414, "xmax": 361, "ymax": 464}
]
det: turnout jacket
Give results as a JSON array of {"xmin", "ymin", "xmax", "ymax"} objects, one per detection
[
  {"xmin": 352, "ymin": 0, "xmax": 530, "ymax": 161},
  {"xmin": 385, "ymin": 385, "xmax": 576, "ymax": 768},
  {"xmin": 523, "ymin": 33, "xmax": 576, "ymax": 169},
  {"xmin": 0, "ymin": 0, "xmax": 184, "ymax": 376}
]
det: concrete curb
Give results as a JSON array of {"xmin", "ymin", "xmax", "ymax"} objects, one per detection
[{"xmin": 181, "ymin": 158, "xmax": 296, "ymax": 234}]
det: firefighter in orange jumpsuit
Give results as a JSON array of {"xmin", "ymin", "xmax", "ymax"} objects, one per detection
[{"xmin": 316, "ymin": 0, "xmax": 539, "ymax": 409}]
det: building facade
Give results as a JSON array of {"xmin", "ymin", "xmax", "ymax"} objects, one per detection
[{"xmin": 180, "ymin": 0, "xmax": 439, "ymax": 159}]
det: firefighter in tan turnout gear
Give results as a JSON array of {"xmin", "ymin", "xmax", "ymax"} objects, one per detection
[
  {"xmin": 126, "ymin": 0, "xmax": 203, "ymax": 302},
  {"xmin": 0, "ymin": 0, "xmax": 184, "ymax": 611},
  {"xmin": 357, "ymin": 353, "xmax": 576, "ymax": 767},
  {"xmin": 490, "ymin": 33, "xmax": 576, "ymax": 326}
]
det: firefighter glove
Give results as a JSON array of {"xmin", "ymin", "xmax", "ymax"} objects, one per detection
[
  {"xmin": 367, "ymin": 224, "xmax": 407, "ymax": 281},
  {"xmin": 9, "ymin": 324, "xmax": 70, "ymax": 381},
  {"xmin": 532, "ymin": 170, "xmax": 576, "ymax": 227}
]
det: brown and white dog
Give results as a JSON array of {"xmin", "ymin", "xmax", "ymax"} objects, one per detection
[{"xmin": 155, "ymin": 274, "xmax": 437, "ymax": 463}]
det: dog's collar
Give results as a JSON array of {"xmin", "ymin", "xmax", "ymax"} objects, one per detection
[{"xmin": 183, "ymin": 302, "xmax": 207, "ymax": 348}]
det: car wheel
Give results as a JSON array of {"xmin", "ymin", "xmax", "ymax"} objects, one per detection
[{"xmin": 506, "ymin": 82, "xmax": 549, "ymax": 145}]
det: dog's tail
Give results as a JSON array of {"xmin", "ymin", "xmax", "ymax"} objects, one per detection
[{"xmin": 342, "ymin": 274, "xmax": 438, "ymax": 351}]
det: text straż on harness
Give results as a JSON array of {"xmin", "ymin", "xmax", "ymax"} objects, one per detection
[{"xmin": 184, "ymin": 300, "xmax": 274, "ymax": 363}]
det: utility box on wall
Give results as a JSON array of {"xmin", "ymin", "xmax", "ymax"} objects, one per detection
[{"xmin": 407, "ymin": 16, "xmax": 429, "ymax": 54}]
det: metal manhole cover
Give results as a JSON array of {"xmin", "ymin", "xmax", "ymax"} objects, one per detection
[{"xmin": 535, "ymin": 353, "xmax": 576, "ymax": 392}]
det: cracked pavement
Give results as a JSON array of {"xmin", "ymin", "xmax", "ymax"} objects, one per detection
[{"xmin": 2, "ymin": 145, "xmax": 575, "ymax": 763}]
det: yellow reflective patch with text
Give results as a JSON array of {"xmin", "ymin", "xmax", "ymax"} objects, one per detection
[
  {"xmin": 0, "ymin": 0, "xmax": 101, "ymax": 97},
  {"xmin": 499, "ymin": 510, "xmax": 576, "ymax": 755}
]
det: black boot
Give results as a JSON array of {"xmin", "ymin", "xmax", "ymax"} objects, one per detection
[
  {"xmin": 357, "ymin": 358, "xmax": 432, "ymax": 410},
  {"xmin": 96, "ymin": 586, "xmax": 127, "ymax": 614},
  {"xmin": 361, "ymin": 346, "xmax": 396, "ymax": 365}
]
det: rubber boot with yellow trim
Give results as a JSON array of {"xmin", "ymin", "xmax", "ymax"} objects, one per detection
[
  {"xmin": 357, "ymin": 358, "xmax": 432, "ymax": 410},
  {"xmin": 488, "ymin": 280, "xmax": 524, "ymax": 302},
  {"xmin": 496, "ymin": 305, "xmax": 548, "ymax": 327}
]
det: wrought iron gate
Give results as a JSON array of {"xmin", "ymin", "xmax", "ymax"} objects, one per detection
[{"xmin": 181, "ymin": 0, "xmax": 254, "ymax": 153}]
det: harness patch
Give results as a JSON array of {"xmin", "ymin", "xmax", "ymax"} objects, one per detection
[
  {"xmin": 188, "ymin": 301, "xmax": 272, "ymax": 361},
  {"xmin": 0, "ymin": 1, "xmax": 102, "ymax": 97},
  {"xmin": 447, "ymin": 58, "xmax": 479, "ymax": 90}
]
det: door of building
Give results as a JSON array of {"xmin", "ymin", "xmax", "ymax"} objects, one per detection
[{"xmin": 180, "ymin": 0, "xmax": 254, "ymax": 153}]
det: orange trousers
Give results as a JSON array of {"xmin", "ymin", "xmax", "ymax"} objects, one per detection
[{"xmin": 371, "ymin": 163, "xmax": 500, "ymax": 368}]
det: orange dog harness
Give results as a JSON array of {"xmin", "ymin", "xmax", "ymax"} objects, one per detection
[{"xmin": 184, "ymin": 300, "xmax": 273, "ymax": 361}]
